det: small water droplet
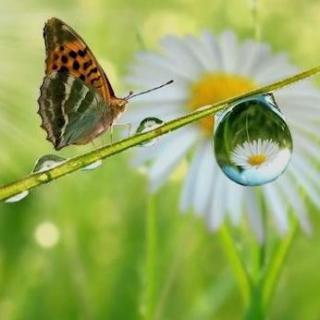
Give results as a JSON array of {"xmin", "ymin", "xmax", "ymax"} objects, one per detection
[
  {"xmin": 5, "ymin": 191, "xmax": 29, "ymax": 203},
  {"xmin": 4, "ymin": 154, "xmax": 66, "ymax": 203},
  {"xmin": 136, "ymin": 117, "xmax": 164, "ymax": 146},
  {"xmin": 214, "ymin": 94, "xmax": 292, "ymax": 186},
  {"xmin": 82, "ymin": 160, "xmax": 102, "ymax": 171},
  {"xmin": 33, "ymin": 154, "xmax": 66, "ymax": 173}
]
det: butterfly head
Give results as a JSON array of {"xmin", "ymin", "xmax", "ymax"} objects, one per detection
[{"xmin": 111, "ymin": 97, "xmax": 128, "ymax": 114}]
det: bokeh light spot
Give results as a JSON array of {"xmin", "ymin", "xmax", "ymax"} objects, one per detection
[{"xmin": 34, "ymin": 222, "xmax": 60, "ymax": 249}]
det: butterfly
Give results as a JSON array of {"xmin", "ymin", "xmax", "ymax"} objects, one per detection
[{"xmin": 38, "ymin": 17, "xmax": 173, "ymax": 150}]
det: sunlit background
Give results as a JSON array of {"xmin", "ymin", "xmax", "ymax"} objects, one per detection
[{"xmin": 1, "ymin": 0, "xmax": 320, "ymax": 319}]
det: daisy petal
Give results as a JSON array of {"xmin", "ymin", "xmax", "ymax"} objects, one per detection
[
  {"xmin": 149, "ymin": 128, "xmax": 199, "ymax": 192},
  {"xmin": 276, "ymin": 174, "xmax": 311, "ymax": 234},
  {"xmin": 219, "ymin": 31, "xmax": 238, "ymax": 73},
  {"xmin": 245, "ymin": 188, "xmax": 264, "ymax": 243},
  {"xmin": 201, "ymin": 31, "xmax": 223, "ymax": 70},
  {"xmin": 225, "ymin": 178, "xmax": 243, "ymax": 226},
  {"xmin": 288, "ymin": 164, "xmax": 320, "ymax": 208},
  {"xmin": 160, "ymin": 36, "xmax": 204, "ymax": 80},
  {"xmin": 193, "ymin": 142, "xmax": 215, "ymax": 216},
  {"xmin": 262, "ymin": 183, "xmax": 289, "ymax": 235},
  {"xmin": 207, "ymin": 172, "xmax": 228, "ymax": 230},
  {"xmin": 180, "ymin": 141, "xmax": 206, "ymax": 212}
]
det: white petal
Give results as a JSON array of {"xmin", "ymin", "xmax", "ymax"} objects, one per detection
[
  {"xmin": 225, "ymin": 179, "xmax": 244, "ymax": 226},
  {"xmin": 284, "ymin": 108, "xmax": 320, "ymax": 124},
  {"xmin": 219, "ymin": 31, "xmax": 238, "ymax": 73},
  {"xmin": 294, "ymin": 134, "xmax": 320, "ymax": 161},
  {"xmin": 149, "ymin": 128, "xmax": 199, "ymax": 192},
  {"xmin": 288, "ymin": 117, "xmax": 320, "ymax": 136},
  {"xmin": 160, "ymin": 36, "xmax": 203, "ymax": 80},
  {"xmin": 275, "ymin": 84, "xmax": 320, "ymax": 100},
  {"xmin": 127, "ymin": 52, "xmax": 190, "ymax": 83},
  {"xmin": 200, "ymin": 31, "xmax": 223, "ymax": 71},
  {"xmin": 288, "ymin": 164, "xmax": 320, "ymax": 207},
  {"xmin": 131, "ymin": 129, "xmax": 184, "ymax": 167},
  {"xmin": 180, "ymin": 141, "xmax": 206, "ymax": 212},
  {"xmin": 279, "ymin": 97, "xmax": 320, "ymax": 116},
  {"xmin": 292, "ymin": 152, "xmax": 320, "ymax": 186},
  {"xmin": 183, "ymin": 35, "xmax": 212, "ymax": 72},
  {"xmin": 244, "ymin": 188, "xmax": 264, "ymax": 243},
  {"xmin": 262, "ymin": 183, "xmax": 289, "ymax": 235},
  {"xmin": 276, "ymin": 173, "xmax": 311, "ymax": 234},
  {"xmin": 193, "ymin": 142, "xmax": 215, "ymax": 216},
  {"xmin": 236, "ymin": 39, "xmax": 257, "ymax": 76},
  {"xmin": 237, "ymin": 40, "xmax": 271, "ymax": 78},
  {"xmin": 253, "ymin": 53, "xmax": 295, "ymax": 83},
  {"xmin": 207, "ymin": 171, "xmax": 228, "ymax": 230}
]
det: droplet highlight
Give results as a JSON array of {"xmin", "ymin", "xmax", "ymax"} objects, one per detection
[{"xmin": 214, "ymin": 94, "xmax": 292, "ymax": 186}]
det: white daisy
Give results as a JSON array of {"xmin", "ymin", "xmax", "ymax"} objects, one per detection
[
  {"xmin": 227, "ymin": 139, "xmax": 292, "ymax": 186},
  {"xmin": 231, "ymin": 139, "xmax": 281, "ymax": 169},
  {"xmin": 124, "ymin": 31, "xmax": 320, "ymax": 241}
]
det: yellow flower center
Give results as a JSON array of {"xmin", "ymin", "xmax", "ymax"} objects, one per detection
[
  {"xmin": 188, "ymin": 73, "xmax": 256, "ymax": 135},
  {"xmin": 247, "ymin": 154, "xmax": 267, "ymax": 166}
]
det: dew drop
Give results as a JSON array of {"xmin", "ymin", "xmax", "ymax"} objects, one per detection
[
  {"xmin": 33, "ymin": 154, "xmax": 66, "ymax": 173},
  {"xmin": 82, "ymin": 160, "xmax": 102, "ymax": 171},
  {"xmin": 136, "ymin": 117, "xmax": 164, "ymax": 146},
  {"xmin": 214, "ymin": 93, "xmax": 292, "ymax": 186},
  {"xmin": 4, "ymin": 155, "xmax": 66, "ymax": 204},
  {"xmin": 5, "ymin": 191, "xmax": 29, "ymax": 203}
]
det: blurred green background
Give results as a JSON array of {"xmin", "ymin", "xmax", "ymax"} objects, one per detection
[{"xmin": 1, "ymin": 0, "xmax": 320, "ymax": 319}]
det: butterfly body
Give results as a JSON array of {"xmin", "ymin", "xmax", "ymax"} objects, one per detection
[
  {"xmin": 73, "ymin": 97, "xmax": 128, "ymax": 145},
  {"xmin": 38, "ymin": 17, "xmax": 127, "ymax": 150}
]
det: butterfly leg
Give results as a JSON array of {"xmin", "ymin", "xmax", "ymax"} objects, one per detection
[
  {"xmin": 84, "ymin": 140, "xmax": 103, "ymax": 170},
  {"xmin": 90, "ymin": 139, "xmax": 100, "ymax": 149},
  {"xmin": 113, "ymin": 122, "xmax": 132, "ymax": 138},
  {"xmin": 109, "ymin": 125, "xmax": 114, "ymax": 145}
]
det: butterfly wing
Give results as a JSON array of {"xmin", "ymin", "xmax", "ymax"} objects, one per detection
[
  {"xmin": 38, "ymin": 71, "xmax": 113, "ymax": 150},
  {"xmin": 43, "ymin": 17, "xmax": 115, "ymax": 103}
]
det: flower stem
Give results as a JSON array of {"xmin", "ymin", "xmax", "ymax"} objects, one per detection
[
  {"xmin": 261, "ymin": 217, "xmax": 298, "ymax": 309},
  {"xmin": 1, "ymin": 66, "xmax": 320, "ymax": 200},
  {"xmin": 219, "ymin": 224, "xmax": 251, "ymax": 305},
  {"xmin": 244, "ymin": 244, "xmax": 266, "ymax": 320},
  {"xmin": 143, "ymin": 194, "xmax": 157, "ymax": 320},
  {"xmin": 244, "ymin": 284, "xmax": 265, "ymax": 320},
  {"xmin": 244, "ymin": 216, "xmax": 297, "ymax": 320}
]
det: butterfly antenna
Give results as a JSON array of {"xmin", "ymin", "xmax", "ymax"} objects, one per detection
[{"xmin": 125, "ymin": 80, "xmax": 174, "ymax": 100}]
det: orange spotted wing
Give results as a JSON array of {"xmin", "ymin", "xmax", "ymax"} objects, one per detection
[
  {"xmin": 38, "ymin": 18, "xmax": 128, "ymax": 150},
  {"xmin": 44, "ymin": 17, "xmax": 115, "ymax": 103}
]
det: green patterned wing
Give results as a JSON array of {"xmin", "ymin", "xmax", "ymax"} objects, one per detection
[{"xmin": 38, "ymin": 71, "xmax": 111, "ymax": 150}]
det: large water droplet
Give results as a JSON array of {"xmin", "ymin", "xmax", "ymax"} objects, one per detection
[
  {"xmin": 214, "ymin": 94, "xmax": 292, "ymax": 186},
  {"xmin": 136, "ymin": 117, "xmax": 164, "ymax": 146}
]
